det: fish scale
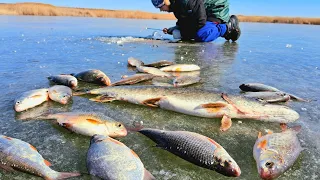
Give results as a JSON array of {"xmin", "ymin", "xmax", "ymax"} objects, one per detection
[{"xmin": 139, "ymin": 129, "xmax": 241, "ymax": 177}]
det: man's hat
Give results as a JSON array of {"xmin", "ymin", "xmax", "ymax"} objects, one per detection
[{"xmin": 151, "ymin": 0, "xmax": 165, "ymax": 8}]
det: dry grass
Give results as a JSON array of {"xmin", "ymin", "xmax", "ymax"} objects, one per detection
[{"xmin": 0, "ymin": 3, "xmax": 319, "ymax": 25}]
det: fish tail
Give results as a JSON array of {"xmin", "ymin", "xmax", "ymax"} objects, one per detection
[{"xmin": 49, "ymin": 172, "xmax": 81, "ymax": 180}]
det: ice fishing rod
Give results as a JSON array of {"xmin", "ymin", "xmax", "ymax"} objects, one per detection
[{"xmin": 145, "ymin": 27, "xmax": 163, "ymax": 31}]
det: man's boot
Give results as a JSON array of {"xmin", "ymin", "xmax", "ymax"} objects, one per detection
[{"xmin": 224, "ymin": 15, "xmax": 241, "ymax": 42}]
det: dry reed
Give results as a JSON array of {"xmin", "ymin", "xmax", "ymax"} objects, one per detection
[{"xmin": 0, "ymin": 3, "xmax": 319, "ymax": 25}]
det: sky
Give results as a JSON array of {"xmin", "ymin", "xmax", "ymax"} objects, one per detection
[{"xmin": 2, "ymin": 0, "xmax": 320, "ymax": 18}]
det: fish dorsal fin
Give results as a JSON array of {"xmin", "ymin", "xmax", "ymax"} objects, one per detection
[
  {"xmin": 29, "ymin": 144, "xmax": 38, "ymax": 152},
  {"xmin": 257, "ymin": 139, "xmax": 268, "ymax": 150},
  {"xmin": 258, "ymin": 132, "xmax": 262, "ymax": 138},
  {"xmin": 44, "ymin": 159, "xmax": 52, "ymax": 166},
  {"xmin": 86, "ymin": 119, "xmax": 102, "ymax": 125},
  {"xmin": 221, "ymin": 93, "xmax": 247, "ymax": 114},
  {"xmin": 142, "ymin": 97, "xmax": 162, "ymax": 108}
]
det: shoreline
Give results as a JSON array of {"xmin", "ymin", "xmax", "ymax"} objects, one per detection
[{"xmin": 0, "ymin": 3, "xmax": 319, "ymax": 25}]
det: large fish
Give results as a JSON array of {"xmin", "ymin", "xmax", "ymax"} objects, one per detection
[
  {"xmin": 0, "ymin": 135, "xmax": 81, "ymax": 179},
  {"xmin": 253, "ymin": 125, "xmax": 303, "ymax": 179},
  {"xmin": 160, "ymin": 64, "xmax": 200, "ymax": 72},
  {"xmin": 42, "ymin": 112, "xmax": 127, "ymax": 138},
  {"xmin": 14, "ymin": 89, "xmax": 49, "ymax": 112},
  {"xmin": 47, "ymin": 75, "xmax": 78, "ymax": 89},
  {"xmin": 87, "ymin": 134, "xmax": 154, "ymax": 180},
  {"xmin": 111, "ymin": 74, "xmax": 154, "ymax": 86},
  {"xmin": 239, "ymin": 83, "xmax": 308, "ymax": 102},
  {"xmin": 73, "ymin": 69, "xmax": 111, "ymax": 86},
  {"xmin": 139, "ymin": 128, "xmax": 241, "ymax": 177},
  {"xmin": 136, "ymin": 66, "xmax": 172, "ymax": 77},
  {"xmin": 84, "ymin": 86, "xmax": 299, "ymax": 131}
]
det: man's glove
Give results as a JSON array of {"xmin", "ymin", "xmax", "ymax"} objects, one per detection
[{"xmin": 164, "ymin": 25, "xmax": 180, "ymax": 35}]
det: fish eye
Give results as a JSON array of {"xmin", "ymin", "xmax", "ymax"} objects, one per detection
[
  {"xmin": 117, "ymin": 123, "xmax": 122, "ymax": 127},
  {"xmin": 16, "ymin": 101, "xmax": 20, "ymax": 104},
  {"xmin": 265, "ymin": 162, "xmax": 274, "ymax": 168}
]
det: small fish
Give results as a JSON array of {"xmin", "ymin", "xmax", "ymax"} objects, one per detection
[
  {"xmin": 240, "ymin": 83, "xmax": 309, "ymax": 102},
  {"xmin": 128, "ymin": 57, "xmax": 144, "ymax": 67},
  {"xmin": 73, "ymin": 69, "xmax": 111, "ymax": 86},
  {"xmin": 173, "ymin": 76, "xmax": 201, "ymax": 87},
  {"xmin": 111, "ymin": 74, "xmax": 154, "ymax": 86},
  {"xmin": 14, "ymin": 89, "xmax": 49, "ymax": 112},
  {"xmin": 243, "ymin": 92, "xmax": 290, "ymax": 103},
  {"xmin": 43, "ymin": 112, "xmax": 127, "ymax": 137},
  {"xmin": 136, "ymin": 66, "xmax": 172, "ymax": 77},
  {"xmin": 48, "ymin": 85, "xmax": 72, "ymax": 105},
  {"xmin": 87, "ymin": 134, "xmax": 154, "ymax": 180},
  {"xmin": 160, "ymin": 64, "xmax": 201, "ymax": 72},
  {"xmin": 139, "ymin": 128, "xmax": 241, "ymax": 177},
  {"xmin": 47, "ymin": 74, "xmax": 78, "ymax": 88},
  {"xmin": 144, "ymin": 60, "xmax": 175, "ymax": 68},
  {"xmin": 253, "ymin": 125, "xmax": 303, "ymax": 179},
  {"xmin": 0, "ymin": 135, "xmax": 81, "ymax": 179},
  {"xmin": 239, "ymin": 83, "xmax": 280, "ymax": 92}
]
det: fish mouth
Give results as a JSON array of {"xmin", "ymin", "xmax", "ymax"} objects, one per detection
[
  {"xmin": 14, "ymin": 105, "xmax": 25, "ymax": 112},
  {"xmin": 259, "ymin": 167, "xmax": 275, "ymax": 180}
]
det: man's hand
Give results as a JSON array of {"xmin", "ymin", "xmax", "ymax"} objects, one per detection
[{"xmin": 163, "ymin": 28, "xmax": 169, "ymax": 34}]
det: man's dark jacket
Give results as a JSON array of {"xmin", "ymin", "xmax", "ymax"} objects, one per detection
[{"xmin": 169, "ymin": 0, "xmax": 229, "ymax": 40}]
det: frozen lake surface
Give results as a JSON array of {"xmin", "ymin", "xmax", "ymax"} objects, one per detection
[{"xmin": 0, "ymin": 16, "xmax": 320, "ymax": 180}]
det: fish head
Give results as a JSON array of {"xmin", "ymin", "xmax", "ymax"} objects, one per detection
[
  {"xmin": 257, "ymin": 149, "xmax": 284, "ymax": 179},
  {"xmin": 69, "ymin": 80, "xmax": 78, "ymax": 88},
  {"xmin": 213, "ymin": 149, "xmax": 241, "ymax": 177},
  {"xmin": 98, "ymin": 76, "xmax": 111, "ymax": 86},
  {"xmin": 56, "ymin": 93, "xmax": 72, "ymax": 105},
  {"xmin": 14, "ymin": 97, "xmax": 27, "ymax": 112},
  {"xmin": 106, "ymin": 122, "xmax": 128, "ymax": 137},
  {"xmin": 90, "ymin": 134, "xmax": 108, "ymax": 145}
]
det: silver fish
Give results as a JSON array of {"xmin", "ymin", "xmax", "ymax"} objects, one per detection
[
  {"xmin": 253, "ymin": 125, "xmax": 303, "ymax": 179},
  {"xmin": 0, "ymin": 135, "xmax": 80, "ymax": 179},
  {"xmin": 128, "ymin": 57, "xmax": 144, "ymax": 67},
  {"xmin": 73, "ymin": 69, "xmax": 111, "ymax": 86},
  {"xmin": 243, "ymin": 92, "xmax": 290, "ymax": 103},
  {"xmin": 239, "ymin": 83, "xmax": 308, "ymax": 102},
  {"xmin": 139, "ymin": 128, "xmax": 241, "ymax": 177},
  {"xmin": 14, "ymin": 89, "xmax": 49, "ymax": 112},
  {"xmin": 87, "ymin": 134, "xmax": 154, "ymax": 180},
  {"xmin": 47, "ymin": 74, "xmax": 78, "ymax": 88},
  {"xmin": 144, "ymin": 60, "xmax": 175, "ymax": 68},
  {"xmin": 160, "ymin": 64, "xmax": 201, "ymax": 72},
  {"xmin": 84, "ymin": 86, "xmax": 299, "ymax": 131},
  {"xmin": 111, "ymin": 74, "xmax": 154, "ymax": 86},
  {"xmin": 48, "ymin": 85, "xmax": 72, "ymax": 105},
  {"xmin": 136, "ymin": 66, "xmax": 172, "ymax": 77}
]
